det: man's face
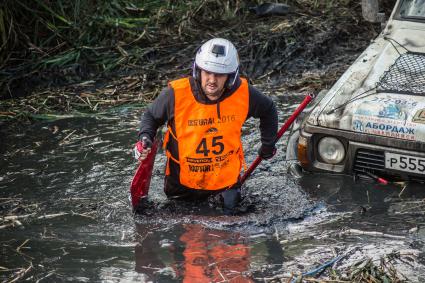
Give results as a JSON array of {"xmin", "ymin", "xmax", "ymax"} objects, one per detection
[{"xmin": 200, "ymin": 69, "xmax": 228, "ymax": 100}]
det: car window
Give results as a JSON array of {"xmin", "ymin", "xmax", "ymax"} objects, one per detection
[{"xmin": 399, "ymin": 0, "xmax": 425, "ymax": 18}]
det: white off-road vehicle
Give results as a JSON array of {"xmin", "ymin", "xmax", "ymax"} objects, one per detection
[{"xmin": 287, "ymin": 0, "xmax": 425, "ymax": 181}]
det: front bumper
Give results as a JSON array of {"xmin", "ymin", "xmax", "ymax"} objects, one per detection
[{"xmin": 299, "ymin": 124, "xmax": 425, "ymax": 181}]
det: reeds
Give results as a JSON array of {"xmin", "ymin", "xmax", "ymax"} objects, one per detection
[{"xmin": 0, "ymin": 0, "xmax": 384, "ymax": 121}]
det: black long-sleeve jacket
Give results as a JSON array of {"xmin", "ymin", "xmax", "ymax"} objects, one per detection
[{"xmin": 138, "ymin": 76, "xmax": 278, "ymax": 188}]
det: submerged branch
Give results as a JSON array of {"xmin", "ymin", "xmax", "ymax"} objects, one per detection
[{"xmin": 339, "ymin": 229, "xmax": 406, "ymax": 240}]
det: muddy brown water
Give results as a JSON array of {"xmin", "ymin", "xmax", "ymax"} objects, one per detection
[{"xmin": 1, "ymin": 94, "xmax": 425, "ymax": 282}]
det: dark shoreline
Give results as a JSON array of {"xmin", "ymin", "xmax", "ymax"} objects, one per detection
[{"xmin": 0, "ymin": 0, "xmax": 391, "ymax": 123}]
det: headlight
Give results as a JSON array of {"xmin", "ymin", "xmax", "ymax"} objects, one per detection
[{"xmin": 317, "ymin": 137, "xmax": 345, "ymax": 164}]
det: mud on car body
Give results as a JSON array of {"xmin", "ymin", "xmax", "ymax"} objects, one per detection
[{"xmin": 287, "ymin": 0, "xmax": 425, "ymax": 181}]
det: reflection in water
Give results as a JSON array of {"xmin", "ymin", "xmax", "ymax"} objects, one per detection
[
  {"xmin": 135, "ymin": 223, "xmax": 253, "ymax": 282},
  {"xmin": 2, "ymin": 103, "xmax": 425, "ymax": 281}
]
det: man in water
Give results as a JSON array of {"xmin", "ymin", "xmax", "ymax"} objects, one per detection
[{"xmin": 134, "ymin": 38, "xmax": 278, "ymax": 214}]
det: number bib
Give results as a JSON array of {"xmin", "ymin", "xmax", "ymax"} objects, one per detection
[{"xmin": 168, "ymin": 77, "xmax": 249, "ymax": 190}]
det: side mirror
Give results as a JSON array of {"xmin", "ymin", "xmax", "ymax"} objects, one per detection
[{"xmin": 362, "ymin": 0, "xmax": 385, "ymax": 23}]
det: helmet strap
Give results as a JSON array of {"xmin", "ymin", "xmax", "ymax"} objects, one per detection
[
  {"xmin": 192, "ymin": 62, "xmax": 202, "ymax": 82},
  {"xmin": 226, "ymin": 67, "xmax": 239, "ymax": 89}
]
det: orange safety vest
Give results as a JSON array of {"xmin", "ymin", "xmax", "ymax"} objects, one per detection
[{"xmin": 164, "ymin": 77, "xmax": 249, "ymax": 190}]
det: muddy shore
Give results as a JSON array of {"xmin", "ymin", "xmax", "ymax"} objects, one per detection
[{"xmin": 0, "ymin": 0, "xmax": 391, "ymax": 122}]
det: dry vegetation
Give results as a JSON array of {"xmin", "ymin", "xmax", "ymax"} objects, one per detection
[{"xmin": 0, "ymin": 0, "xmax": 390, "ymax": 122}]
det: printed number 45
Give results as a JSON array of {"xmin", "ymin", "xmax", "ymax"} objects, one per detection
[{"xmin": 196, "ymin": 136, "xmax": 224, "ymax": 156}]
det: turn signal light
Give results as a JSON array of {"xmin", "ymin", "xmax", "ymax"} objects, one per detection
[{"xmin": 297, "ymin": 135, "xmax": 309, "ymax": 167}]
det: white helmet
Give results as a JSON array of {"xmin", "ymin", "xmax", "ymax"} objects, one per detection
[{"xmin": 193, "ymin": 38, "xmax": 240, "ymax": 88}]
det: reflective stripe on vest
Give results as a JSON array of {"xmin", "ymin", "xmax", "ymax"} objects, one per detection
[{"xmin": 167, "ymin": 77, "xmax": 249, "ymax": 190}]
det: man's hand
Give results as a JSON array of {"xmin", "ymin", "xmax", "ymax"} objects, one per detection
[
  {"xmin": 258, "ymin": 144, "xmax": 277, "ymax": 160},
  {"xmin": 133, "ymin": 136, "xmax": 153, "ymax": 161}
]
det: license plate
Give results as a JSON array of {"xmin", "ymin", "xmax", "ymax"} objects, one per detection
[{"xmin": 385, "ymin": 152, "xmax": 425, "ymax": 175}]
